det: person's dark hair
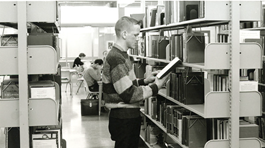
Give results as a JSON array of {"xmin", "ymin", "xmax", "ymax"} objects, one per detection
[
  {"xmin": 94, "ymin": 59, "xmax": 103, "ymax": 65},
  {"xmin": 79, "ymin": 53, "xmax": 86, "ymax": 57},
  {"xmin": 115, "ymin": 16, "xmax": 141, "ymax": 38}
]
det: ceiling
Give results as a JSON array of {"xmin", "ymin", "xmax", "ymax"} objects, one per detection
[
  {"xmin": 58, "ymin": 1, "xmax": 118, "ymax": 7},
  {"xmin": 58, "ymin": 1, "xmax": 157, "ymax": 7}
]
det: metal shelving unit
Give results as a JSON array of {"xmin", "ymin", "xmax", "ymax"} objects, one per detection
[
  {"xmin": 138, "ymin": 1, "xmax": 263, "ymax": 148},
  {"xmin": 0, "ymin": 1, "xmax": 60, "ymax": 148},
  {"xmin": 132, "ymin": 43, "xmax": 262, "ymax": 70}
]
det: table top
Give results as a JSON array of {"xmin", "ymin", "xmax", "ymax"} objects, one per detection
[{"xmin": 61, "ymin": 68, "xmax": 77, "ymax": 73}]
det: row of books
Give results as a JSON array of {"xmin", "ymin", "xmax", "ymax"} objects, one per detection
[
  {"xmin": 144, "ymin": 123, "xmax": 163, "ymax": 146},
  {"xmin": 167, "ymin": 72, "xmax": 204, "ymax": 105},
  {"xmin": 144, "ymin": 97, "xmax": 260, "ymax": 147},
  {"xmin": 215, "ymin": 119, "xmax": 259, "ymax": 140},
  {"xmin": 144, "ymin": 1, "xmax": 259, "ymax": 28},
  {"xmin": 145, "ymin": 1, "xmax": 204, "ymax": 28},
  {"xmin": 144, "ymin": 99, "xmax": 208, "ymax": 148},
  {"xmin": 256, "ymin": 113, "xmax": 265, "ymax": 140},
  {"xmin": 217, "ymin": 34, "xmax": 229, "ymax": 43},
  {"xmin": 140, "ymin": 31, "xmax": 205, "ymax": 63},
  {"xmin": 207, "ymin": 74, "xmax": 229, "ymax": 92}
]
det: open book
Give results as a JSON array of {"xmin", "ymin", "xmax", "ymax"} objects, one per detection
[{"xmin": 156, "ymin": 57, "xmax": 182, "ymax": 79}]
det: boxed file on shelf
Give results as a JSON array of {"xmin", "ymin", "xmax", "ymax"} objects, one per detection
[
  {"xmin": 239, "ymin": 81, "xmax": 258, "ymax": 92},
  {"xmin": 177, "ymin": 71, "xmax": 204, "ymax": 105},
  {"xmin": 1, "ymin": 79, "xmax": 19, "ymax": 99},
  {"xmin": 32, "ymin": 131, "xmax": 58, "ymax": 148},
  {"xmin": 182, "ymin": 115, "xmax": 207, "ymax": 148},
  {"xmin": 29, "ymin": 81, "xmax": 56, "ymax": 101},
  {"xmin": 182, "ymin": 32, "xmax": 205, "ymax": 63},
  {"xmin": 1, "ymin": 34, "xmax": 18, "ymax": 46},
  {"xmin": 179, "ymin": 1, "xmax": 203, "ymax": 22}
]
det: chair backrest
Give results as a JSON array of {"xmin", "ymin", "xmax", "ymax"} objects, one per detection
[
  {"xmin": 61, "ymin": 70, "xmax": 70, "ymax": 80},
  {"xmin": 71, "ymin": 73, "xmax": 79, "ymax": 83}
]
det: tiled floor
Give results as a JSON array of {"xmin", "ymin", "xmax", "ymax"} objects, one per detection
[{"xmin": 61, "ymin": 82, "xmax": 115, "ymax": 148}]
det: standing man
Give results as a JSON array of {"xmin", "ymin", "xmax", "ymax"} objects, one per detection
[{"xmin": 102, "ymin": 16, "xmax": 169, "ymax": 148}]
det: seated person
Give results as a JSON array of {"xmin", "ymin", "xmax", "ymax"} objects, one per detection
[
  {"xmin": 73, "ymin": 53, "xmax": 86, "ymax": 70},
  {"xmin": 83, "ymin": 59, "xmax": 103, "ymax": 92}
]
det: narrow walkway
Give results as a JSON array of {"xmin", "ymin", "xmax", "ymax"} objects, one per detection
[{"xmin": 61, "ymin": 82, "xmax": 114, "ymax": 148}]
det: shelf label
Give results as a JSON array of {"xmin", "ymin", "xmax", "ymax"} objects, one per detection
[{"xmin": 240, "ymin": 30, "xmax": 260, "ymax": 42}]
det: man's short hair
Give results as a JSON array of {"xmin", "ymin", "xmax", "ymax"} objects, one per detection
[
  {"xmin": 79, "ymin": 53, "xmax": 86, "ymax": 57},
  {"xmin": 115, "ymin": 16, "xmax": 141, "ymax": 38},
  {"xmin": 94, "ymin": 59, "xmax": 103, "ymax": 65}
]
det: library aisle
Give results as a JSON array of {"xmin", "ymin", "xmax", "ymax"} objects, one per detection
[{"xmin": 61, "ymin": 83, "xmax": 114, "ymax": 148}]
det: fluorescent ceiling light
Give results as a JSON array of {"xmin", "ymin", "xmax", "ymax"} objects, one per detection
[{"xmin": 117, "ymin": 0, "xmax": 135, "ymax": 7}]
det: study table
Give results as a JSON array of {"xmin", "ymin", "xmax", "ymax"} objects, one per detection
[{"xmin": 61, "ymin": 68, "xmax": 77, "ymax": 96}]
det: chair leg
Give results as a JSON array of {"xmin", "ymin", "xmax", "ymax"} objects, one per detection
[
  {"xmin": 70, "ymin": 83, "xmax": 72, "ymax": 96},
  {"xmin": 76, "ymin": 81, "xmax": 83, "ymax": 94},
  {"xmin": 65, "ymin": 83, "xmax": 68, "ymax": 93}
]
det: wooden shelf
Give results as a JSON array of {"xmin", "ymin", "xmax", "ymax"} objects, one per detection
[
  {"xmin": 141, "ymin": 110, "xmax": 189, "ymax": 148},
  {"xmin": 0, "ymin": 45, "xmax": 58, "ymax": 75},
  {"xmin": 158, "ymin": 89, "xmax": 262, "ymax": 118}
]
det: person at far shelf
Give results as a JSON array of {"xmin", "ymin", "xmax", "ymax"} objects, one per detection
[
  {"xmin": 102, "ymin": 50, "xmax": 108, "ymax": 63},
  {"xmin": 102, "ymin": 16, "xmax": 169, "ymax": 148},
  {"xmin": 73, "ymin": 53, "xmax": 86, "ymax": 71},
  {"xmin": 83, "ymin": 59, "xmax": 103, "ymax": 92}
]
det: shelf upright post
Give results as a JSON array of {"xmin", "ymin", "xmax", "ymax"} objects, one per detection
[
  {"xmin": 140, "ymin": 0, "xmax": 145, "ymax": 13},
  {"xmin": 228, "ymin": 1, "xmax": 240, "ymax": 148},
  {"xmin": 117, "ymin": 4, "xmax": 125, "ymax": 19},
  {"xmin": 17, "ymin": 1, "xmax": 30, "ymax": 148}
]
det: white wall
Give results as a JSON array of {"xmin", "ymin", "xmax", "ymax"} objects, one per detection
[
  {"xmin": 59, "ymin": 27, "xmax": 93, "ymax": 58},
  {"xmin": 59, "ymin": 5, "xmax": 118, "ymax": 60},
  {"xmin": 60, "ymin": 6, "xmax": 118, "ymax": 24}
]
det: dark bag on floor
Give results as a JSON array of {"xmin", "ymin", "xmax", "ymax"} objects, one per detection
[{"xmin": 81, "ymin": 99, "xmax": 99, "ymax": 116}]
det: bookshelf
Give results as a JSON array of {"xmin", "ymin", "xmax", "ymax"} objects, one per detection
[
  {"xmin": 0, "ymin": 1, "xmax": 59, "ymax": 33},
  {"xmin": 158, "ymin": 89, "xmax": 261, "ymax": 118},
  {"xmin": 0, "ymin": 1, "xmax": 61, "ymax": 148},
  {"xmin": 132, "ymin": 43, "xmax": 262, "ymax": 70},
  {"xmin": 135, "ymin": 1, "xmax": 263, "ymax": 148},
  {"xmin": 140, "ymin": 108, "xmax": 189, "ymax": 148}
]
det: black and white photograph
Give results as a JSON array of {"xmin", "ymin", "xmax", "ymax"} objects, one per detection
[{"xmin": 0, "ymin": 1, "xmax": 264, "ymax": 148}]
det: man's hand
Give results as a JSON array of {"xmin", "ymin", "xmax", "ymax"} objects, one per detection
[
  {"xmin": 144, "ymin": 71, "xmax": 159, "ymax": 84},
  {"xmin": 154, "ymin": 73, "xmax": 170, "ymax": 89}
]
